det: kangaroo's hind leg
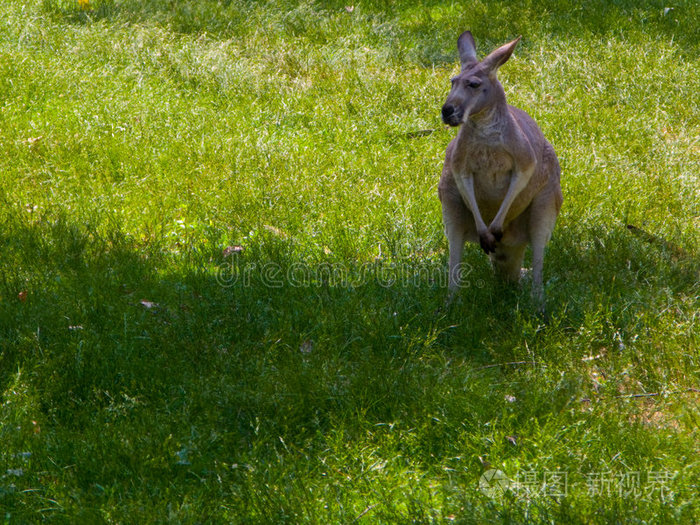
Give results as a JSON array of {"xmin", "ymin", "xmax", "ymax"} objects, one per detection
[
  {"xmin": 489, "ymin": 243, "xmax": 527, "ymax": 283},
  {"xmin": 528, "ymin": 185, "xmax": 562, "ymax": 311}
]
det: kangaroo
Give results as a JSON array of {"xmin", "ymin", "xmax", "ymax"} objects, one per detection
[{"xmin": 439, "ymin": 31, "xmax": 562, "ymax": 309}]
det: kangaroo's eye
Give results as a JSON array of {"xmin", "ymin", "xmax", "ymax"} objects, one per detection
[{"xmin": 466, "ymin": 79, "xmax": 482, "ymax": 89}]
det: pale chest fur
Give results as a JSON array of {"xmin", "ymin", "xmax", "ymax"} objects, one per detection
[{"xmin": 451, "ymin": 137, "xmax": 515, "ymax": 220}]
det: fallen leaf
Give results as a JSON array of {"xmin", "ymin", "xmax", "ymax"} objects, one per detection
[
  {"xmin": 300, "ymin": 339, "xmax": 314, "ymax": 354},
  {"xmin": 478, "ymin": 456, "xmax": 491, "ymax": 470},
  {"xmin": 140, "ymin": 299, "xmax": 158, "ymax": 309},
  {"xmin": 506, "ymin": 435, "xmax": 518, "ymax": 446},
  {"xmin": 223, "ymin": 245, "xmax": 244, "ymax": 257},
  {"xmin": 18, "ymin": 291, "xmax": 28, "ymax": 302},
  {"xmin": 263, "ymin": 224, "xmax": 288, "ymax": 238},
  {"xmin": 175, "ymin": 448, "xmax": 191, "ymax": 466}
]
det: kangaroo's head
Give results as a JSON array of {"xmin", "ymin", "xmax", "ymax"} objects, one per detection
[{"xmin": 442, "ymin": 31, "xmax": 521, "ymax": 127}]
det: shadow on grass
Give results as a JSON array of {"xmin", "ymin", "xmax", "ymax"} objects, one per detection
[
  {"xmin": 1, "ymin": 207, "xmax": 698, "ymax": 523},
  {"xmin": 549, "ymin": 221, "xmax": 699, "ymax": 313},
  {"xmin": 2, "ymin": 208, "xmax": 697, "ymax": 441}
]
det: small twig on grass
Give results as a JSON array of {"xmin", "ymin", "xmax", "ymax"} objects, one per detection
[
  {"xmin": 581, "ymin": 388, "xmax": 699, "ymax": 403},
  {"xmin": 614, "ymin": 388, "xmax": 699, "ymax": 399},
  {"xmin": 405, "ymin": 129, "xmax": 437, "ymax": 138},
  {"xmin": 352, "ymin": 503, "xmax": 378, "ymax": 523},
  {"xmin": 626, "ymin": 224, "xmax": 687, "ymax": 258},
  {"xmin": 474, "ymin": 360, "xmax": 535, "ymax": 371}
]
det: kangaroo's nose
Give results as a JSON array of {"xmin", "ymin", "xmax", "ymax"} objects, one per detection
[
  {"xmin": 441, "ymin": 105, "xmax": 455, "ymax": 122},
  {"xmin": 442, "ymin": 104, "xmax": 461, "ymax": 126}
]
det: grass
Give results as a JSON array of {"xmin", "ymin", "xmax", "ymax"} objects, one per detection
[{"xmin": 1, "ymin": 0, "xmax": 698, "ymax": 522}]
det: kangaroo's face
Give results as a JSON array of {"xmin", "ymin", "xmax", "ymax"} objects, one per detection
[
  {"xmin": 441, "ymin": 31, "xmax": 521, "ymax": 127},
  {"xmin": 442, "ymin": 66, "xmax": 497, "ymax": 126}
]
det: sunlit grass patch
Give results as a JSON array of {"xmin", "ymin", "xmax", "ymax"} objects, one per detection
[{"xmin": 0, "ymin": 0, "xmax": 698, "ymax": 522}]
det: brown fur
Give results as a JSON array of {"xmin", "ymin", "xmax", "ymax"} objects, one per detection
[{"xmin": 439, "ymin": 32, "xmax": 563, "ymax": 308}]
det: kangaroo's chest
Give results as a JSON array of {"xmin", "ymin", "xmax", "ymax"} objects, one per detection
[{"xmin": 456, "ymin": 141, "xmax": 514, "ymax": 202}]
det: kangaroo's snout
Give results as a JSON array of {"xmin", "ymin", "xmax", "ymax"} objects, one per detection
[{"xmin": 442, "ymin": 104, "xmax": 462, "ymax": 127}]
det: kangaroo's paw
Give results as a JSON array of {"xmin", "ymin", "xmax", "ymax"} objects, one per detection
[
  {"xmin": 489, "ymin": 225, "xmax": 503, "ymax": 242},
  {"xmin": 479, "ymin": 230, "xmax": 497, "ymax": 254}
]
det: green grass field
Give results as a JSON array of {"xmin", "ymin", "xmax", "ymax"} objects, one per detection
[{"xmin": 1, "ymin": 0, "xmax": 698, "ymax": 522}]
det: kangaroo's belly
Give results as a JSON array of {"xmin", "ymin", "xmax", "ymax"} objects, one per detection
[{"xmin": 462, "ymin": 145, "xmax": 514, "ymax": 221}]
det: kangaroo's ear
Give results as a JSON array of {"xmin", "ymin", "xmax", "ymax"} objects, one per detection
[
  {"xmin": 457, "ymin": 31, "xmax": 478, "ymax": 70},
  {"xmin": 481, "ymin": 36, "xmax": 521, "ymax": 73}
]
